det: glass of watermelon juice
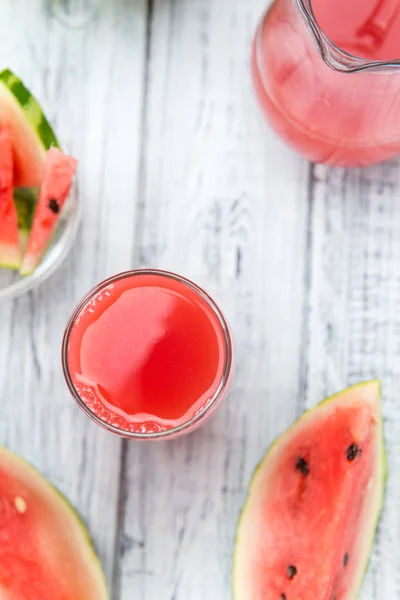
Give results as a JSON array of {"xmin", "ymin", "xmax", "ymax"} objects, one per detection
[{"xmin": 62, "ymin": 270, "xmax": 233, "ymax": 440}]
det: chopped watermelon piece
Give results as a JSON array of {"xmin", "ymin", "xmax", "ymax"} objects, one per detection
[
  {"xmin": 233, "ymin": 381, "xmax": 386, "ymax": 600},
  {"xmin": 20, "ymin": 148, "xmax": 77, "ymax": 276},
  {"xmin": 0, "ymin": 125, "xmax": 21, "ymax": 269},
  {"xmin": 0, "ymin": 69, "xmax": 59, "ymax": 187}
]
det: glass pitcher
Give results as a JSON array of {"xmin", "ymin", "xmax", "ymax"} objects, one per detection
[{"xmin": 252, "ymin": 0, "xmax": 400, "ymax": 166}]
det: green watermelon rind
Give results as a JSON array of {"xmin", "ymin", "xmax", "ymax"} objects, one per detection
[
  {"xmin": 232, "ymin": 380, "xmax": 386, "ymax": 600},
  {"xmin": 13, "ymin": 187, "xmax": 39, "ymax": 256},
  {"xmin": 13, "ymin": 187, "xmax": 39, "ymax": 232},
  {"xmin": 0, "ymin": 69, "xmax": 60, "ymax": 151},
  {"xmin": 1, "ymin": 447, "xmax": 109, "ymax": 598},
  {"xmin": 51, "ymin": 484, "xmax": 109, "ymax": 598},
  {"xmin": 52, "ymin": 490, "xmax": 109, "ymax": 598}
]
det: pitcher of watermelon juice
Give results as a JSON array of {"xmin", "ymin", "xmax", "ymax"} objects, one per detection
[{"xmin": 252, "ymin": 0, "xmax": 400, "ymax": 167}]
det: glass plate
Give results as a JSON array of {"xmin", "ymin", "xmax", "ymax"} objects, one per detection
[{"xmin": 0, "ymin": 184, "xmax": 80, "ymax": 301}]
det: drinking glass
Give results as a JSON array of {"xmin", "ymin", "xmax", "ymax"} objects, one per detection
[{"xmin": 62, "ymin": 270, "xmax": 234, "ymax": 440}]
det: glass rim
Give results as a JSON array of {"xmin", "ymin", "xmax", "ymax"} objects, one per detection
[{"xmin": 61, "ymin": 268, "xmax": 234, "ymax": 440}]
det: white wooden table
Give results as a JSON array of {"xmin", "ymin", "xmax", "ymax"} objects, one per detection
[{"xmin": 0, "ymin": 1, "xmax": 399, "ymax": 598}]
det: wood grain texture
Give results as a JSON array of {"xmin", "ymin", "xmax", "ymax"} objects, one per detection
[
  {"xmin": 2, "ymin": 0, "xmax": 399, "ymax": 598},
  {"xmin": 117, "ymin": 0, "xmax": 311, "ymax": 597},
  {"xmin": 0, "ymin": 0, "xmax": 147, "ymax": 592},
  {"xmin": 303, "ymin": 161, "xmax": 400, "ymax": 599}
]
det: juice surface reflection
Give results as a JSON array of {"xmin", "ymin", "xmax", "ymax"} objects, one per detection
[
  {"xmin": 66, "ymin": 273, "xmax": 227, "ymax": 434},
  {"xmin": 252, "ymin": 0, "xmax": 400, "ymax": 166}
]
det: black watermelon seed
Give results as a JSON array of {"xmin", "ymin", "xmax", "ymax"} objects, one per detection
[
  {"xmin": 287, "ymin": 565, "xmax": 297, "ymax": 580},
  {"xmin": 295, "ymin": 457, "xmax": 310, "ymax": 476},
  {"xmin": 344, "ymin": 553, "xmax": 349, "ymax": 567},
  {"xmin": 281, "ymin": 595, "xmax": 287, "ymax": 600},
  {"xmin": 346, "ymin": 443, "xmax": 359, "ymax": 461},
  {"xmin": 48, "ymin": 198, "xmax": 60, "ymax": 214}
]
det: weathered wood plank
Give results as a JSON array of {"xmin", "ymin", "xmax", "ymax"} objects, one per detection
[
  {"xmin": 0, "ymin": 0, "xmax": 147, "ymax": 590},
  {"xmin": 118, "ymin": 0, "xmax": 311, "ymax": 597},
  {"xmin": 304, "ymin": 161, "xmax": 400, "ymax": 599}
]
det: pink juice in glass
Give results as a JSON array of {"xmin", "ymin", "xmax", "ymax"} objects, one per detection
[
  {"xmin": 252, "ymin": 0, "xmax": 400, "ymax": 167},
  {"xmin": 62, "ymin": 270, "xmax": 233, "ymax": 440}
]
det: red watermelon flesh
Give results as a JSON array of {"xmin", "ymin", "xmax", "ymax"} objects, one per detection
[
  {"xmin": 234, "ymin": 381, "xmax": 386, "ymax": 600},
  {"xmin": 20, "ymin": 147, "xmax": 77, "ymax": 276},
  {"xmin": 0, "ymin": 447, "xmax": 108, "ymax": 599},
  {"xmin": 0, "ymin": 69, "xmax": 60, "ymax": 188},
  {"xmin": 0, "ymin": 125, "xmax": 21, "ymax": 269}
]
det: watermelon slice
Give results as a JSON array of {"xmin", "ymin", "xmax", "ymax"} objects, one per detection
[
  {"xmin": 0, "ymin": 446, "xmax": 108, "ymax": 599},
  {"xmin": 20, "ymin": 147, "xmax": 77, "ymax": 276},
  {"xmin": 0, "ymin": 125, "xmax": 21, "ymax": 269},
  {"xmin": 233, "ymin": 381, "xmax": 386, "ymax": 600},
  {"xmin": 0, "ymin": 69, "xmax": 59, "ymax": 187}
]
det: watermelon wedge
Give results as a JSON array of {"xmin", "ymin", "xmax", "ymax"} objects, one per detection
[
  {"xmin": 0, "ymin": 69, "xmax": 59, "ymax": 187},
  {"xmin": 0, "ymin": 125, "xmax": 21, "ymax": 269},
  {"xmin": 20, "ymin": 148, "xmax": 77, "ymax": 276},
  {"xmin": 233, "ymin": 381, "xmax": 386, "ymax": 600},
  {"xmin": 0, "ymin": 446, "xmax": 108, "ymax": 599}
]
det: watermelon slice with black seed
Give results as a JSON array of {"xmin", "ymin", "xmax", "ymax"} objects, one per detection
[
  {"xmin": 0, "ymin": 124, "xmax": 21, "ymax": 269},
  {"xmin": 0, "ymin": 446, "xmax": 108, "ymax": 599},
  {"xmin": 20, "ymin": 147, "xmax": 77, "ymax": 276},
  {"xmin": 233, "ymin": 381, "xmax": 386, "ymax": 600}
]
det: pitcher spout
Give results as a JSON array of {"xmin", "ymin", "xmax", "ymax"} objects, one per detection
[{"xmin": 297, "ymin": 0, "xmax": 400, "ymax": 72}]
